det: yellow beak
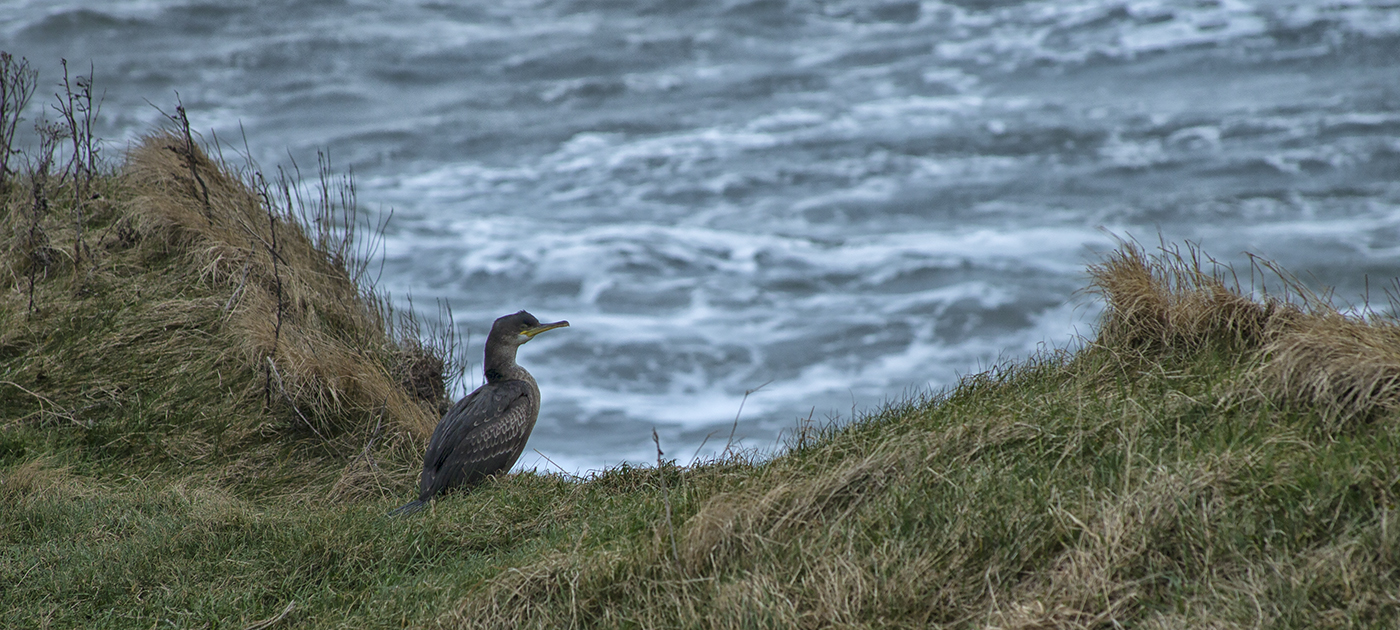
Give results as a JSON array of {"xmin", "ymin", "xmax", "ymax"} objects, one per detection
[{"xmin": 521, "ymin": 320, "xmax": 569, "ymax": 339}]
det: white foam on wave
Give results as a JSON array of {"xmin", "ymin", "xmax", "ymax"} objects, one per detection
[
  {"xmin": 783, "ymin": 299, "xmax": 1091, "ymax": 394},
  {"xmin": 1191, "ymin": 211, "xmax": 1400, "ymax": 260},
  {"xmin": 4, "ymin": 0, "xmax": 163, "ymax": 22},
  {"xmin": 367, "ymin": 162, "xmax": 542, "ymax": 205},
  {"xmin": 380, "ymin": 8, "xmax": 607, "ymax": 54},
  {"xmin": 1117, "ymin": 3, "xmax": 1268, "ymax": 55},
  {"xmin": 744, "ymin": 108, "xmax": 830, "ymax": 133},
  {"xmin": 1095, "ymin": 105, "xmax": 1400, "ymax": 173},
  {"xmin": 381, "ymin": 215, "xmax": 1107, "ymax": 300},
  {"xmin": 544, "ymin": 274, "xmax": 1022, "ymax": 349},
  {"xmin": 1272, "ymin": 2, "xmax": 1400, "ymax": 38},
  {"xmin": 366, "ymin": 90, "xmax": 1000, "ymax": 209},
  {"xmin": 520, "ymin": 295, "xmax": 1097, "ymax": 469},
  {"xmin": 933, "ymin": 0, "xmax": 1400, "ymax": 68}
]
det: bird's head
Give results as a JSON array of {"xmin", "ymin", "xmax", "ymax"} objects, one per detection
[{"xmin": 492, "ymin": 310, "xmax": 569, "ymax": 346}]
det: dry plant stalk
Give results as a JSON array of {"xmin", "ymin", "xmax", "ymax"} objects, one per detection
[
  {"xmin": 0, "ymin": 52, "xmax": 39, "ymax": 197},
  {"xmin": 24, "ymin": 121, "xmax": 61, "ymax": 317},
  {"xmin": 654, "ymin": 428, "xmax": 679, "ymax": 564},
  {"xmin": 54, "ymin": 59, "xmax": 103, "ymax": 274}
]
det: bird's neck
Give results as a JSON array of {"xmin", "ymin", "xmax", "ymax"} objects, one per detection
[{"xmin": 483, "ymin": 343, "xmax": 530, "ymax": 383}]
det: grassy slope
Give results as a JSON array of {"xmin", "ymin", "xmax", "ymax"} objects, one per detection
[
  {"xmin": 1, "ymin": 129, "xmax": 443, "ymax": 498},
  {"xmin": 3, "ymin": 135, "xmax": 1400, "ymax": 628}
]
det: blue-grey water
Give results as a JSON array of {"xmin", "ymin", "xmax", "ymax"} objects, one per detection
[{"xmin": 6, "ymin": 0, "xmax": 1400, "ymax": 473}]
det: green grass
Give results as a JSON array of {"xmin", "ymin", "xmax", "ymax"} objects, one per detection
[
  {"xmin": 2, "ymin": 91, "xmax": 1399, "ymax": 627},
  {"xmin": 9, "ymin": 331, "xmax": 1397, "ymax": 628},
  {"xmin": 1, "ymin": 465, "xmax": 663, "ymax": 628}
]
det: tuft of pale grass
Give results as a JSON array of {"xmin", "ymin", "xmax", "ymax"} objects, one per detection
[
  {"xmin": 0, "ymin": 457, "xmax": 77, "ymax": 505},
  {"xmin": 680, "ymin": 439, "xmax": 908, "ymax": 576},
  {"xmin": 990, "ymin": 459, "xmax": 1235, "ymax": 630},
  {"xmin": 1086, "ymin": 240, "xmax": 1297, "ymax": 357},
  {"xmin": 1087, "ymin": 238, "xmax": 1400, "ymax": 433},
  {"xmin": 1256, "ymin": 312, "xmax": 1400, "ymax": 429}
]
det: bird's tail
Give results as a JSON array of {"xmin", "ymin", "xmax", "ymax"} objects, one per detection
[{"xmin": 389, "ymin": 499, "xmax": 427, "ymax": 516}]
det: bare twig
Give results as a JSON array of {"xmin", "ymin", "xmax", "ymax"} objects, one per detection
[
  {"xmin": 26, "ymin": 121, "xmax": 61, "ymax": 317},
  {"xmin": 533, "ymin": 448, "xmax": 578, "ymax": 480},
  {"xmin": 242, "ymin": 601, "xmax": 296, "ymax": 630},
  {"xmin": 266, "ymin": 357, "xmax": 325, "ymax": 441},
  {"xmin": 361, "ymin": 206, "xmax": 392, "ymax": 293},
  {"xmin": 253, "ymin": 168, "xmax": 286, "ymax": 407},
  {"xmin": 653, "ymin": 428, "xmax": 679, "ymax": 564},
  {"xmin": 54, "ymin": 59, "xmax": 102, "ymax": 275},
  {"xmin": 172, "ymin": 95, "xmax": 210, "ymax": 215},
  {"xmin": 0, "ymin": 380, "xmax": 80, "ymax": 427},
  {"xmin": 222, "ymin": 257, "xmax": 253, "ymax": 315},
  {"xmin": 232, "ymin": 213, "xmax": 291, "ymax": 267},
  {"xmin": 0, "ymin": 52, "xmax": 38, "ymax": 196},
  {"xmin": 353, "ymin": 412, "xmax": 385, "ymax": 470},
  {"xmin": 723, "ymin": 379, "xmax": 772, "ymax": 457},
  {"xmin": 425, "ymin": 299, "xmax": 470, "ymax": 401}
]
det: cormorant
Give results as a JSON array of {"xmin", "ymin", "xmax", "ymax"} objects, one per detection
[{"xmin": 391, "ymin": 310, "xmax": 568, "ymax": 515}]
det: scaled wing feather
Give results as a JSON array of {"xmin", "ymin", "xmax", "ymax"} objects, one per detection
[{"xmin": 419, "ymin": 380, "xmax": 537, "ymax": 498}]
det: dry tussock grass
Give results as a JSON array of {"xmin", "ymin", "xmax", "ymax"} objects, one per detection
[
  {"xmin": 1256, "ymin": 312, "xmax": 1400, "ymax": 428},
  {"xmin": 0, "ymin": 457, "xmax": 76, "ymax": 504},
  {"xmin": 0, "ymin": 127, "xmax": 447, "ymax": 499},
  {"xmin": 123, "ymin": 133, "xmax": 438, "ymax": 440},
  {"xmin": 1089, "ymin": 240, "xmax": 1400, "ymax": 431},
  {"xmin": 1087, "ymin": 241, "xmax": 1294, "ymax": 356}
]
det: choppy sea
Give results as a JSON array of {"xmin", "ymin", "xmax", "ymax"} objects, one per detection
[{"xmin": 6, "ymin": 0, "xmax": 1400, "ymax": 473}]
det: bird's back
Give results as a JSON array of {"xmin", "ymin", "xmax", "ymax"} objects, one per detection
[{"xmin": 415, "ymin": 374, "xmax": 541, "ymax": 502}]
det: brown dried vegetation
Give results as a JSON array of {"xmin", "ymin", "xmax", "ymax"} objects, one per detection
[
  {"xmin": 1, "ymin": 126, "xmax": 443, "ymax": 500},
  {"xmin": 1090, "ymin": 241, "xmax": 1400, "ymax": 431}
]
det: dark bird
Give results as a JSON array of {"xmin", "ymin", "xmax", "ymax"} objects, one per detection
[{"xmin": 391, "ymin": 310, "xmax": 568, "ymax": 515}]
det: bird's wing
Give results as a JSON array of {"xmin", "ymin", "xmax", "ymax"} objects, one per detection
[{"xmin": 419, "ymin": 380, "xmax": 537, "ymax": 497}]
